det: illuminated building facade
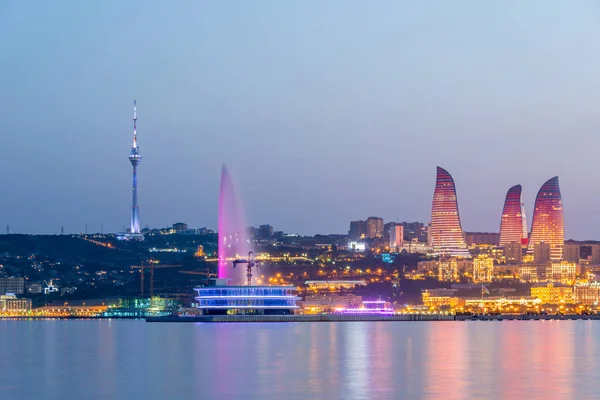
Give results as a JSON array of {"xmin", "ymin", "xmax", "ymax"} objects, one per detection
[
  {"xmin": 549, "ymin": 261, "xmax": 576, "ymax": 283},
  {"xmin": 0, "ymin": 294, "xmax": 31, "ymax": 312},
  {"xmin": 527, "ymin": 177, "xmax": 564, "ymax": 260},
  {"xmin": 390, "ymin": 225, "xmax": 404, "ymax": 250},
  {"xmin": 518, "ymin": 261, "xmax": 576, "ymax": 283},
  {"xmin": 519, "ymin": 264, "xmax": 549, "ymax": 282},
  {"xmin": 573, "ymin": 282, "xmax": 600, "ymax": 305},
  {"xmin": 438, "ymin": 258, "xmax": 459, "ymax": 282},
  {"xmin": 430, "ymin": 167, "xmax": 470, "ymax": 258},
  {"xmin": 472, "ymin": 256, "xmax": 494, "ymax": 283},
  {"xmin": 194, "ymin": 285, "xmax": 300, "ymax": 315},
  {"xmin": 499, "ymin": 185, "xmax": 528, "ymax": 246},
  {"xmin": 530, "ymin": 282, "xmax": 573, "ymax": 304}
]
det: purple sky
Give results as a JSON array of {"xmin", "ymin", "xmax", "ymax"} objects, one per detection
[{"xmin": 1, "ymin": 1, "xmax": 600, "ymax": 239}]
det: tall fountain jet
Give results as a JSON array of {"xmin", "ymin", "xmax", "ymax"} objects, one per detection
[
  {"xmin": 218, "ymin": 165, "xmax": 251, "ymax": 284},
  {"xmin": 129, "ymin": 100, "xmax": 142, "ymax": 236}
]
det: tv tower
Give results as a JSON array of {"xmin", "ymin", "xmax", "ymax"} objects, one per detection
[{"xmin": 129, "ymin": 100, "xmax": 142, "ymax": 235}]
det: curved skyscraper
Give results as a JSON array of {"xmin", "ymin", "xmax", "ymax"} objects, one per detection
[
  {"xmin": 499, "ymin": 185, "xmax": 528, "ymax": 246},
  {"xmin": 527, "ymin": 177, "xmax": 564, "ymax": 260},
  {"xmin": 430, "ymin": 167, "xmax": 470, "ymax": 258}
]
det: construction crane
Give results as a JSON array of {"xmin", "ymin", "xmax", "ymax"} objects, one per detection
[
  {"xmin": 232, "ymin": 251, "xmax": 260, "ymax": 286},
  {"xmin": 179, "ymin": 268, "xmax": 217, "ymax": 279},
  {"xmin": 138, "ymin": 261, "xmax": 181, "ymax": 296}
]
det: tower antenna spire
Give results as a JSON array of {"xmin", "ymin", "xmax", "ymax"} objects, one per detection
[{"xmin": 133, "ymin": 99, "xmax": 138, "ymax": 148}]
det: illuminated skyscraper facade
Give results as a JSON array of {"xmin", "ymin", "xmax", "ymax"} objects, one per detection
[
  {"xmin": 430, "ymin": 167, "xmax": 470, "ymax": 258},
  {"xmin": 527, "ymin": 177, "xmax": 564, "ymax": 260},
  {"xmin": 499, "ymin": 184, "xmax": 528, "ymax": 247}
]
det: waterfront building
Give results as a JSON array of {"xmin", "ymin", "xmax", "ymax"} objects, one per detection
[
  {"xmin": 527, "ymin": 177, "xmax": 564, "ymax": 260},
  {"xmin": 472, "ymin": 256, "xmax": 494, "ymax": 283},
  {"xmin": 464, "ymin": 232, "xmax": 500, "ymax": 247},
  {"xmin": 530, "ymin": 282, "xmax": 573, "ymax": 304},
  {"xmin": 499, "ymin": 185, "xmax": 529, "ymax": 246},
  {"xmin": 102, "ymin": 296, "xmax": 178, "ymax": 318},
  {"xmin": 298, "ymin": 294, "xmax": 362, "ymax": 314},
  {"xmin": 504, "ymin": 242, "xmax": 523, "ymax": 264},
  {"xmin": 430, "ymin": 167, "xmax": 470, "ymax": 258},
  {"xmin": 422, "ymin": 289, "xmax": 461, "ymax": 308},
  {"xmin": 573, "ymin": 282, "xmax": 600, "ymax": 305},
  {"xmin": 0, "ymin": 277, "xmax": 24, "ymax": 295},
  {"xmin": 0, "ymin": 294, "xmax": 31, "ymax": 312},
  {"xmin": 390, "ymin": 225, "xmax": 404, "ymax": 250},
  {"xmin": 563, "ymin": 244, "xmax": 580, "ymax": 263},
  {"xmin": 194, "ymin": 281, "xmax": 300, "ymax": 315}
]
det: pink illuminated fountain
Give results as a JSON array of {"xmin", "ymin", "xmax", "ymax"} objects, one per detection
[{"xmin": 218, "ymin": 165, "xmax": 252, "ymax": 285}]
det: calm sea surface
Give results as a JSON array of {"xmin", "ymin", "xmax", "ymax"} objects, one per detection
[{"xmin": 1, "ymin": 319, "xmax": 599, "ymax": 400}]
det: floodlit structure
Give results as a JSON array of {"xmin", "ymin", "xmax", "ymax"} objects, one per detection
[
  {"xmin": 194, "ymin": 284, "xmax": 300, "ymax": 315},
  {"xmin": 472, "ymin": 256, "xmax": 494, "ymax": 283},
  {"xmin": 430, "ymin": 167, "xmax": 470, "ymax": 258},
  {"xmin": 129, "ymin": 101, "xmax": 142, "ymax": 236},
  {"xmin": 527, "ymin": 177, "xmax": 564, "ymax": 260},
  {"xmin": 499, "ymin": 185, "xmax": 528, "ymax": 246},
  {"xmin": 118, "ymin": 101, "xmax": 144, "ymax": 241}
]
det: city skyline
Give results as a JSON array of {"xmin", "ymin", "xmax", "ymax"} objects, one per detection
[{"xmin": 2, "ymin": 2, "xmax": 600, "ymax": 238}]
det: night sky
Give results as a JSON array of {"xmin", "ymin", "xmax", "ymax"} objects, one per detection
[{"xmin": 1, "ymin": 1, "xmax": 600, "ymax": 239}]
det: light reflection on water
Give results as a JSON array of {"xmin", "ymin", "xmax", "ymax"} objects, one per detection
[{"xmin": 1, "ymin": 320, "xmax": 600, "ymax": 400}]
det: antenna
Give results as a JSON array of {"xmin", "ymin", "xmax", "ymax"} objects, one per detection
[
  {"xmin": 132, "ymin": 100, "xmax": 137, "ymax": 147},
  {"xmin": 5, "ymin": 225, "xmax": 9, "ymax": 234},
  {"xmin": 61, "ymin": 226, "xmax": 64, "ymax": 235}
]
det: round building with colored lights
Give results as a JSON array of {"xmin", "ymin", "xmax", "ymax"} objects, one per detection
[{"xmin": 194, "ymin": 281, "xmax": 300, "ymax": 315}]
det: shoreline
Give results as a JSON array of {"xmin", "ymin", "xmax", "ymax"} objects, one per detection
[{"xmin": 146, "ymin": 313, "xmax": 600, "ymax": 323}]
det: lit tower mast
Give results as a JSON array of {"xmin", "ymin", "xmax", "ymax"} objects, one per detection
[{"xmin": 129, "ymin": 100, "xmax": 142, "ymax": 235}]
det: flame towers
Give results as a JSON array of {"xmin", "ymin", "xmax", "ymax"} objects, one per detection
[
  {"xmin": 430, "ymin": 167, "xmax": 470, "ymax": 258},
  {"xmin": 527, "ymin": 177, "xmax": 564, "ymax": 260},
  {"xmin": 128, "ymin": 101, "xmax": 142, "ymax": 237},
  {"xmin": 499, "ymin": 185, "xmax": 528, "ymax": 246}
]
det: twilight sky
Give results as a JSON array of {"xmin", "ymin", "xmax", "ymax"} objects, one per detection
[{"xmin": 1, "ymin": 1, "xmax": 600, "ymax": 239}]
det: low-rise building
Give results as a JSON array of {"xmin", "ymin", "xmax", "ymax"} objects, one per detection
[
  {"xmin": 0, "ymin": 294, "xmax": 31, "ymax": 312},
  {"xmin": 573, "ymin": 282, "xmax": 600, "ymax": 305},
  {"xmin": 530, "ymin": 282, "xmax": 573, "ymax": 304}
]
